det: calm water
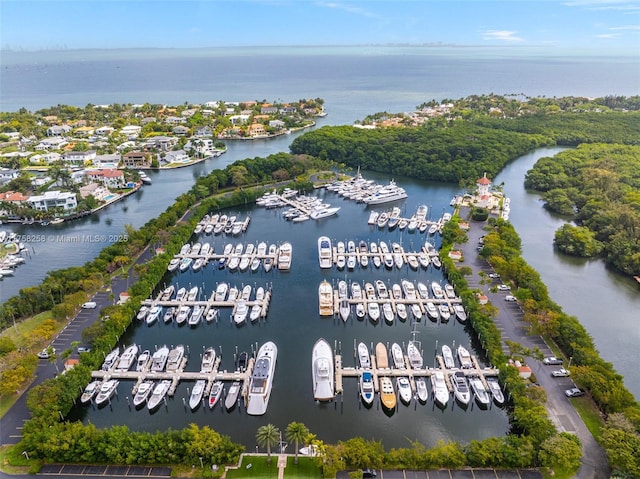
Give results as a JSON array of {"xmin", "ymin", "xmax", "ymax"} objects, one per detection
[{"xmin": 67, "ymin": 174, "xmax": 510, "ymax": 448}]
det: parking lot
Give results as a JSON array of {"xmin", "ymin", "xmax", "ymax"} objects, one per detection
[
  {"xmin": 336, "ymin": 469, "xmax": 543, "ymax": 479},
  {"xmin": 38, "ymin": 464, "xmax": 171, "ymax": 477}
]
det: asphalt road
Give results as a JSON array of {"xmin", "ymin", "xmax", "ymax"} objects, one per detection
[{"xmin": 456, "ymin": 208, "xmax": 609, "ymax": 478}]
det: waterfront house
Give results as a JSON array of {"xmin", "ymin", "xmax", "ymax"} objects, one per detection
[
  {"xmin": 35, "ymin": 137, "xmax": 68, "ymax": 151},
  {"xmin": 144, "ymin": 136, "xmax": 177, "ymax": 151},
  {"xmin": 269, "ymin": 120, "xmax": 286, "ymax": 130},
  {"xmin": 85, "ymin": 169, "xmax": 125, "ymax": 189},
  {"xmin": 172, "ymin": 125, "xmax": 190, "ymax": 136},
  {"xmin": 28, "ymin": 190, "xmax": 78, "ymax": 211},
  {"xmin": 249, "ymin": 123, "xmax": 266, "ymax": 137},
  {"xmin": 194, "ymin": 126, "xmax": 213, "ymax": 137},
  {"xmin": 165, "ymin": 116, "xmax": 187, "ymax": 125},
  {"xmin": 122, "ymin": 151, "xmax": 151, "ymax": 168},
  {"xmin": 63, "ymin": 150, "xmax": 96, "ymax": 166},
  {"xmin": 29, "ymin": 152, "xmax": 62, "ymax": 165},
  {"xmin": 46, "ymin": 125, "xmax": 72, "ymax": 137},
  {"xmin": 163, "ymin": 150, "xmax": 190, "ymax": 165},
  {"xmin": 120, "ymin": 125, "xmax": 142, "ymax": 139},
  {"xmin": 261, "ymin": 105, "xmax": 278, "ymax": 115},
  {"xmin": 93, "ymin": 153, "xmax": 121, "ymax": 168},
  {"xmin": 280, "ymin": 106, "xmax": 297, "ymax": 114},
  {"xmin": 229, "ymin": 114, "xmax": 250, "ymax": 125},
  {"xmin": 79, "ymin": 183, "xmax": 111, "ymax": 201},
  {"xmin": 0, "ymin": 190, "xmax": 28, "ymax": 205}
]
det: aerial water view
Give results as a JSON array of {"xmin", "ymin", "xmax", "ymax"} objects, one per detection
[{"xmin": 0, "ymin": 1, "xmax": 639, "ymax": 479}]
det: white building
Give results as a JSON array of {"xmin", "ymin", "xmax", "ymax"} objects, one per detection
[
  {"xmin": 29, "ymin": 152, "xmax": 62, "ymax": 164},
  {"xmin": 28, "ymin": 190, "xmax": 78, "ymax": 211}
]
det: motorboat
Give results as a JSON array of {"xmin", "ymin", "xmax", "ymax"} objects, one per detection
[
  {"xmin": 94, "ymin": 379, "xmax": 119, "ymax": 407},
  {"xmin": 391, "ymin": 283, "xmax": 402, "ymax": 300},
  {"xmin": 175, "ymin": 287, "xmax": 187, "ymax": 302},
  {"xmin": 207, "ymin": 381, "xmax": 224, "ymax": 409},
  {"xmin": 150, "ymin": 345, "xmax": 169, "ymax": 372},
  {"xmin": 179, "ymin": 257, "xmax": 193, "ymax": 272},
  {"xmin": 238, "ymin": 253, "xmax": 251, "ymax": 272},
  {"xmin": 453, "ymin": 304, "xmax": 467, "ymax": 322},
  {"xmin": 264, "ymin": 244, "xmax": 276, "ymax": 272},
  {"xmin": 179, "ymin": 244, "xmax": 191, "ymax": 255},
  {"xmin": 186, "ymin": 286, "xmax": 199, "ymax": 301},
  {"xmin": 367, "ymin": 210, "xmax": 379, "ymax": 225},
  {"xmin": 364, "ymin": 282, "xmax": 376, "ymax": 300},
  {"xmin": 396, "ymin": 303, "xmax": 408, "ymax": 321},
  {"xmin": 166, "ymin": 345, "xmax": 185, "ymax": 372},
  {"xmin": 442, "ymin": 345, "xmax": 455, "ymax": 369},
  {"xmin": 401, "ymin": 280, "xmax": 417, "ymax": 300},
  {"xmin": 376, "ymin": 212, "xmax": 389, "ymax": 228},
  {"xmin": 136, "ymin": 350, "xmax": 151, "ymax": 372},
  {"xmin": 225, "ymin": 381, "xmax": 241, "ymax": 411},
  {"xmin": 310, "ymin": 206, "xmax": 340, "ymax": 220},
  {"xmin": 250, "ymin": 301, "xmax": 262, "ymax": 322},
  {"xmin": 227, "ymin": 286, "xmax": 239, "ymax": 302},
  {"xmin": 277, "ymin": 242, "xmax": 292, "ymax": 270},
  {"xmin": 416, "ymin": 282, "xmax": 429, "ymax": 300},
  {"xmin": 431, "ymin": 256, "xmax": 442, "ymax": 268},
  {"xmin": 367, "ymin": 301, "xmax": 380, "ymax": 323},
  {"xmin": 337, "ymin": 280, "xmax": 348, "ymax": 299},
  {"xmin": 391, "ymin": 243, "xmax": 404, "ymax": 269},
  {"xmin": 379, "ymin": 377, "xmax": 397, "ymax": 410},
  {"xmin": 363, "ymin": 180, "xmax": 408, "ymax": 205},
  {"xmin": 379, "ymin": 242, "xmax": 394, "ymax": 269},
  {"xmin": 407, "ymin": 341, "xmax": 423, "ymax": 369},
  {"xmin": 160, "ymin": 285, "xmax": 175, "ymax": 300},
  {"xmin": 339, "ymin": 299, "xmax": 350, "ymax": 322},
  {"xmin": 101, "ymin": 347, "xmax": 120, "ymax": 371},
  {"xmin": 425, "ymin": 301, "xmax": 439, "ymax": 321},
  {"xmin": 415, "ymin": 204, "xmax": 428, "ymax": 221},
  {"xmin": 192, "ymin": 257, "xmax": 205, "ymax": 272},
  {"xmin": 241, "ymin": 284, "xmax": 252, "ymax": 301},
  {"xmin": 486, "ymin": 377, "xmax": 505, "ymax": 405},
  {"xmin": 375, "ymin": 342, "xmax": 389, "ymax": 369},
  {"xmin": 417, "ymin": 253, "xmax": 430, "ymax": 269},
  {"xmin": 163, "ymin": 307, "xmax": 175, "ymax": 323},
  {"xmin": 431, "ymin": 281, "xmax": 444, "ymax": 299},
  {"xmin": 167, "ymin": 258, "xmax": 180, "ymax": 272},
  {"xmin": 415, "ymin": 377, "xmax": 429, "ymax": 403},
  {"xmin": 237, "ymin": 351, "xmax": 248, "ymax": 372},
  {"xmin": 370, "ymin": 241, "xmax": 381, "ymax": 268},
  {"xmin": 133, "ymin": 380, "xmax": 154, "ymax": 408},
  {"xmin": 391, "ymin": 343, "xmax": 405, "ymax": 369},
  {"xmin": 375, "ymin": 280, "xmax": 389, "ymax": 299},
  {"xmin": 312, "ymin": 338, "xmax": 335, "ymax": 401},
  {"xmin": 351, "ymin": 281, "xmax": 362, "ymax": 300},
  {"xmin": 189, "ymin": 380, "xmax": 206, "ymax": 410},
  {"xmin": 358, "ymin": 342, "xmax": 370, "ymax": 369},
  {"xmin": 398, "ymin": 218, "xmax": 409, "ymax": 230},
  {"xmin": 387, "ymin": 207, "xmax": 401, "ymax": 229},
  {"xmin": 318, "ymin": 280, "xmax": 334, "ymax": 316},
  {"xmin": 206, "ymin": 307, "xmax": 219, "ymax": 322},
  {"xmin": 430, "ymin": 371, "xmax": 449, "ymax": 407},
  {"xmin": 359, "ymin": 241, "xmax": 368, "ymax": 268},
  {"xmin": 136, "ymin": 306, "xmax": 149, "ymax": 321},
  {"xmin": 250, "ymin": 257, "xmax": 261, "ymax": 272},
  {"xmin": 188, "ymin": 305, "xmax": 204, "ymax": 327},
  {"xmin": 359, "ymin": 371, "xmax": 375, "ymax": 406},
  {"xmin": 175, "ymin": 306, "xmax": 191, "ymax": 326},
  {"xmin": 469, "ymin": 376, "xmax": 491, "ymax": 407},
  {"xmin": 438, "ymin": 304, "xmax": 451, "ymax": 322},
  {"xmin": 115, "ymin": 344, "xmax": 138, "ymax": 371},
  {"xmin": 200, "ymin": 347, "xmax": 216, "ymax": 373},
  {"xmin": 200, "ymin": 242, "xmax": 211, "ymax": 256},
  {"xmin": 145, "ymin": 305, "xmax": 162, "ymax": 326},
  {"xmin": 233, "ymin": 300, "xmax": 249, "ymax": 325},
  {"xmin": 80, "ymin": 380, "xmax": 101, "ymax": 404},
  {"xmin": 407, "ymin": 255, "xmax": 419, "ymax": 270},
  {"xmin": 147, "ymin": 380, "xmax": 171, "ymax": 411},
  {"xmin": 410, "ymin": 303, "xmax": 423, "ymax": 321},
  {"xmin": 444, "ymin": 283, "xmax": 456, "ymax": 299},
  {"xmin": 246, "ymin": 341, "xmax": 278, "ymax": 416},
  {"xmin": 450, "ymin": 371, "xmax": 471, "ymax": 406},
  {"xmin": 382, "ymin": 302, "xmax": 394, "ymax": 323},
  {"xmin": 214, "ymin": 282, "xmax": 228, "ymax": 302},
  {"xmin": 396, "ymin": 377, "xmax": 412, "ymax": 405},
  {"xmin": 457, "ymin": 345, "xmax": 473, "ymax": 369}
]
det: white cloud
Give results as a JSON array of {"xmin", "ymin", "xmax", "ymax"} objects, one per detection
[
  {"xmin": 315, "ymin": 1, "xmax": 382, "ymax": 19},
  {"xmin": 481, "ymin": 30, "xmax": 524, "ymax": 42},
  {"xmin": 609, "ymin": 25, "xmax": 640, "ymax": 30},
  {"xmin": 596, "ymin": 33, "xmax": 622, "ymax": 38},
  {"xmin": 563, "ymin": 0, "xmax": 640, "ymax": 11}
]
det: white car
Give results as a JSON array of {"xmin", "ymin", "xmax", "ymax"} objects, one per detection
[
  {"xmin": 543, "ymin": 356, "xmax": 564, "ymax": 365},
  {"xmin": 497, "ymin": 284, "xmax": 511, "ymax": 291},
  {"xmin": 488, "ymin": 273, "xmax": 500, "ymax": 279},
  {"xmin": 37, "ymin": 347, "xmax": 56, "ymax": 359},
  {"xmin": 504, "ymin": 295, "xmax": 517, "ymax": 302},
  {"xmin": 552, "ymin": 368, "xmax": 570, "ymax": 377},
  {"xmin": 82, "ymin": 301, "xmax": 97, "ymax": 309}
]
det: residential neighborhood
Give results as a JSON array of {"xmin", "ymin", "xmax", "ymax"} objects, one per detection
[{"xmin": 0, "ymin": 98, "xmax": 325, "ymax": 222}]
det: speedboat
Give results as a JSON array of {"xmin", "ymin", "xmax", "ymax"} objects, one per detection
[
  {"xmin": 442, "ymin": 345, "xmax": 455, "ymax": 369},
  {"xmin": 191, "ymin": 257, "xmax": 205, "ymax": 272},
  {"xmin": 150, "ymin": 345, "xmax": 169, "ymax": 372},
  {"xmin": 431, "ymin": 281, "xmax": 444, "ymax": 299},
  {"xmin": 310, "ymin": 206, "xmax": 340, "ymax": 220},
  {"xmin": 358, "ymin": 241, "xmax": 368, "ymax": 268},
  {"xmin": 425, "ymin": 301, "xmax": 439, "ymax": 321},
  {"xmin": 370, "ymin": 242, "xmax": 381, "ymax": 268},
  {"xmin": 457, "ymin": 345, "xmax": 473, "ymax": 369},
  {"xmin": 136, "ymin": 349, "xmax": 151, "ymax": 372},
  {"xmin": 416, "ymin": 282, "xmax": 429, "ymax": 300},
  {"xmin": 486, "ymin": 377, "xmax": 505, "ymax": 406},
  {"xmin": 227, "ymin": 286, "xmax": 239, "ymax": 302},
  {"xmin": 214, "ymin": 282, "xmax": 228, "ymax": 302},
  {"xmin": 417, "ymin": 253, "xmax": 430, "ymax": 269},
  {"xmin": 469, "ymin": 376, "xmax": 491, "ymax": 407},
  {"xmin": 241, "ymin": 284, "xmax": 252, "ymax": 301},
  {"xmin": 401, "ymin": 280, "xmax": 416, "ymax": 300},
  {"xmin": 80, "ymin": 380, "xmax": 101, "ymax": 404},
  {"xmin": 382, "ymin": 302, "xmax": 394, "ymax": 323},
  {"xmin": 189, "ymin": 380, "xmax": 206, "ymax": 410},
  {"xmin": 375, "ymin": 280, "xmax": 389, "ymax": 299},
  {"xmin": 337, "ymin": 280, "xmax": 348, "ymax": 299},
  {"xmin": 438, "ymin": 304, "xmax": 451, "ymax": 322},
  {"xmin": 391, "ymin": 283, "xmax": 402, "ymax": 300},
  {"xmin": 376, "ymin": 212, "xmax": 389, "ymax": 228},
  {"xmin": 175, "ymin": 287, "xmax": 187, "ymax": 302},
  {"xmin": 175, "ymin": 306, "xmax": 191, "ymax": 326},
  {"xmin": 148, "ymin": 380, "xmax": 171, "ymax": 411},
  {"xmin": 167, "ymin": 258, "xmax": 180, "ymax": 272},
  {"xmin": 359, "ymin": 371, "xmax": 375, "ymax": 406},
  {"xmin": 101, "ymin": 347, "xmax": 120, "ymax": 371},
  {"xmin": 208, "ymin": 381, "xmax": 224, "ymax": 409},
  {"xmin": 444, "ymin": 283, "xmax": 456, "ymax": 299},
  {"xmin": 396, "ymin": 377, "xmax": 412, "ymax": 405},
  {"xmin": 379, "ymin": 377, "xmax": 396, "ymax": 410},
  {"xmin": 188, "ymin": 305, "xmax": 204, "ymax": 326},
  {"xmin": 206, "ymin": 307, "xmax": 219, "ymax": 322},
  {"xmin": 200, "ymin": 347, "xmax": 216, "ymax": 373},
  {"xmin": 233, "ymin": 301, "xmax": 248, "ymax": 325},
  {"xmin": 410, "ymin": 303, "xmax": 423, "ymax": 321},
  {"xmin": 312, "ymin": 338, "xmax": 335, "ymax": 401},
  {"xmin": 387, "ymin": 207, "xmax": 401, "ymax": 229},
  {"xmin": 396, "ymin": 303, "xmax": 408, "ymax": 321},
  {"xmin": 163, "ymin": 307, "xmax": 175, "ymax": 323},
  {"xmin": 379, "ymin": 242, "xmax": 394, "ymax": 269},
  {"xmin": 407, "ymin": 254, "xmax": 419, "ymax": 270},
  {"xmin": 225, "ymin": 381, "xmax": 241, "ymax": 411},
  {"xmin": 160, "ymin": 285, "xmax": 175, "ymax": 300},
  {"xmin": 116, "ymin": 344, "xmax": 138, "ymax": 371},
  {"xmin": 246, "ymin": 341, "xmax": 278, "ymax": 416},
  {"xmin": 450, "ymin": 371, "xmax": 471, "ymax": 406},
  {"xmin": 453, "ymin": 304, "xmax": 467, "ymax": 322},
  {"xmin": 277, "ymin": 242, "xmax": 292, "ymax": 270},
  {"xmin": 339, "ymin": 299, "xmax": 350, "ymax": 322},
  {"xmin": 367, "ymin": 210, "xmax": 379, "ymax": 225},
  {"xmin": 187, "ymin": 286, "xmax": 199, "ymax": 301},
  {"xmin": 166, "ymin": 345, "xmax": 185, "ymax": 372},
  {"xmin": 94, "ymin": 379, "xmax": 119, "ymax": 407},
  {"xmin": 415, "ymin": 377, "xmax": 429, "ymax": 403},
  {"xmin": 375, "ymin": 342, "xmax": 389, "ymax": 369},
  {"xmin": 358, "ymin": 342, "xmax": 370, "ymax": 368},
  {"xmin": 407, "ymin": 341, "xmax": 423, "ymax": 369},
  {"xmin": 146, "ymin": 305, "xmax": 162, "ymax": 325},
  {"xmin": 133, "ymin": 380, "xmax": 154, "ymax": 408},
  {"xmin": 136, "ymin": 306, "xmax": 149, "ymax": 321},
  {"xmin": 391, "ymin": 242, "xmax": 404, "ymax": 269},
  {"xmin": 391, "ymin": 343, "xmax": 405, "ymax": 369},
  {"xmin": 318, "ymin": 280, "xmax": 334, "ymax": 316},
  {"xmin": 430, "ymin": 371, "xmax": 449, "ymax": 407},
  {"xmin": 367, "ymin": 301, "xmax": 380, "ymax": 323},
  {"xmin": 179, "ymin": 257, "xmax": 193, "ymax": 272}
]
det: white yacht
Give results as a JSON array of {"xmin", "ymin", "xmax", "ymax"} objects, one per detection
[
  {"xmin": 147, "ymin": 380, "xmax": 171, "ymax": 411},
  {"xmin": 318, "ymin": 280, "xmax": 334, "ymax": 316},
  {"xmin": 486, "ymin": 377, "xmax": 505, "ymax": 405},
  {"xmin": 391, "ymin": 343, "xmax": 405, "ymax": 369},
  {"xmin": 189, "ymin": 304, "xmax": 204, "ymax": 327},
  {"xmin": 189, "ymin": 380, "xmax": 206, "ymax": 410},
  {"xmin": 431, "ymin": 371, "xmax": 449, "ymax": 407},
  {"xmin": 115, "ymin": 344, "xmax": 139, "ymax": 372},
  {"xmin": 396, "ymin": 377, "xmax": 412, "ymax": 405},
  {"xmin": 339, "ymin": 299, "xmax": 350, "ymax": 322},
  {"xmin": 442, "ymin": 345, "xmax": 456, "ymax": 369},
  {"xmin": 359, "ymin": 371, "xmax": 375, "ymax": 406},
  {"xmin": 310, "ymin": 206, "xmax": 340, "ymax": 220},
  {"xmin": 277, "ymin": 242, "xmax": 292, "ymax": 270},
  {"xmin": 101, "ymin": 347, "xmax": 120, "ymax": 371},
  {"xmin": 175, "ymin": 306, "xmax": 191, "ymax": 326},
  {"xmin": 312, "ymin": 338, "xmax": 335, "ymax": 401},
  {"xmin": 363, "ymin": 180, "xmax": 408, "ymax": 205},
  {"xmin": 438, "ymin": 304, "xmax": 451, "ymax": 322},
  {"xmin": 214, "ymin": 282, "xmax": 228, "ymax": 302},
  {"xmin": 415, "ymin": 377, "xmax": 429, "ymax": 403},
  {"xmin": 94, "ymin": 379, "xmax": 119, "ymax": 407},
  {"xmin": 146, "ymin": 305, "xmax": 162, "ymax": 326},
  {"xmin": 396, "ymin": 303, "xmax": 408, "ymax": 321},
  {"xmin": 358, "ymin": 342, "xmax": 371, "ymax": 368},
  {"xmin": 166, "ymin": 345, "xmax": 185, "ymax": 372},
  {"xmin": 150, "ymin": 345, "xmax": 169, "ymax": 372},
  {"xmin": 133, "ymin": 380, "xmax": 154, "ymax": 408},
  {"xmin": 425, "ymin": 301, "xmax": 439, "ymax": 321},
  {"xmin": 431, "ymin": 281, "xmax": 445, "ymax": 299},
  {"xmin": 80, "ymin": 380, "xmax": 101, "ymax": 404},
  {"xmin": 450, "ymin": 371, "xmax": 471, "ymax": 406},
  {"xmin": 469, "ymin": 376, "xmax": 491, "ymax": 407},
  {"xmin": 200, "ymin": 347, "xmax": 216, "ymax": 373},
  {"xmin": 407, "ymin": 341, "xmax": 423, "ymax": 369},
  {"xmin": 233, "ymin": 300, "xmax": 249, "ymax": 325},
  {"xmin": 457, "ymin": 345, "xmax": 473, "ymax": 369},
  {"xmin": 246, "ymin": 341, "xmax": 278, "ymax": 416},
  {"xmin": 453, "ymin": 304, "xmax": 467, "ymax": 322},
  {"xmin": 317, "ymin": 236, "xmax": 332, "ymax": 269},
  {"xmin": 225, "ymin": 381, "xmax": 241, "ymax": 411}
]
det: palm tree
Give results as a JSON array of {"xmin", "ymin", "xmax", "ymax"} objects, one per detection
[
  {"xmin": 285, "ymin": 422, "xmax": 310, "ymax": 464},
  {"xmin": 256, "ymin": 423, "xmax": 280, "ymax": 463}
]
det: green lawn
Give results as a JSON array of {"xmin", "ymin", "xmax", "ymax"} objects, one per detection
[
  {"xmin": 570, "ymin": 396, "xmax": 604, "ymax": 438},
  {"xmin": 225, "ymin": 455, "xmax": 321, "ymax": 479}
]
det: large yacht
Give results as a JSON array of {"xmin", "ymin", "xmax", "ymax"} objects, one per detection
[
  {"xmin": 318, "ymin": 280, "xmax": 334, "ymax": 316},
  {"xmin": 277, "ymin": 242, "xmax": 292, "ymax": 270},
  {"xmin": 317, "ymin": 236, "xmax": 333, "ymax": 269},
  {"xmin": 363, "ymin": 180, "xmax": 408, "ymax": 205},
  {"xmin": 312, "ymin": 338, "xmax": 335, "ymax": 401},
  {"xmin": 246, "ymin": 341, "xmax": 278, "ymax": 416},
  {"xmin": 431, "ymin": 371, "xmax": 449, "ymax": 407}
]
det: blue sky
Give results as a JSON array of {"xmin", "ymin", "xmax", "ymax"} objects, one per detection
[{"xmin": 1, "ymin": 0, "xmax": 639, "ymax": 54}]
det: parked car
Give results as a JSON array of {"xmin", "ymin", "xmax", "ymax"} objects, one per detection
[
  {"xmin": 565, "ymin": 387, "xmax": 585, "ymax": 397},
  {"xmin": 505, "ymin": 295, "xmax": 517, "ymax": 302},
  {"xmin": 37, "ymin": 347, "xmax": 56, "ymax": 359},
  {"xmin": 81, "ymin": 301, "xmax": 97, "ymax": 309},
  {"xmin": 543, "ymin": 356, "xmax": 564, "ymax": 365},
  {"xmin": 497, "ymin": 284, "xmax": 511, "ymax": 291},
  {"xmin": 552, "ymin": 368, "xmax": 571, "ymax": 377},
  {"xmin": 77, "ymin": 347, "xmax": 91, "ymax": 353},
  {"xmin": 361, "ymin": 470, "xmax": 377, "ymax": 478},
  {"xmin": 488, "ymin": 273, "xmax": 500, "ymax": 278}
]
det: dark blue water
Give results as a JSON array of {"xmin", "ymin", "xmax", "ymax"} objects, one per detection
[{"xmin": 66, "ymin": 172, "xmax": 510, "ymax": 449}]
